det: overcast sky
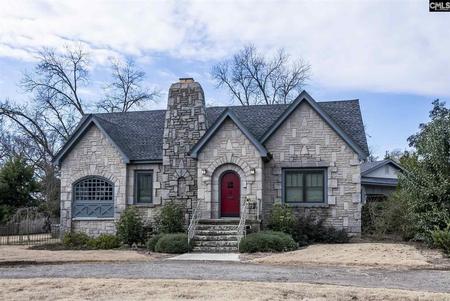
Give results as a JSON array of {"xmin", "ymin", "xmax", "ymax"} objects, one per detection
[{"xmin": 1, "ymin": 0, "xmax": 449, "ymax": 158}]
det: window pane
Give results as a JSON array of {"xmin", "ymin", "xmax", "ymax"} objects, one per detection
[
  {"xmin": 286, "ymin": 187, "xmax": 303, "ymax": 203},
  {"xmin": 305, "ymin": 172, "xmax": 324, "ymax": 202},
  {"xmin": 286, "ymin": 172, "xmax": 303, "ymax": 187},
  {"xmin": 306, "ymin": 188, "xmax": 323, "ymax": 202},
  {"xmin": 137, "ymin": 173, "xmax": 152, "ymax": 203}
]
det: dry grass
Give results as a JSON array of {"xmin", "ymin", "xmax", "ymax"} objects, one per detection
[
  {"xmin": 0, "ymin": 278, "xmax": 449, "ymax": 301},
  {"xmin": 0, "ymin": 245, "xmax": 155, "ymax": 264},
  {"xmin": 251, "ymin": 243, "xmax": 444, "ymax": 269}
]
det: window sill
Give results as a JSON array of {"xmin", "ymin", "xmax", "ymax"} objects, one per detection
[
  {"xmin": 284, "ymin": 203, "xmax": 329, "ymax": 208},
  {"xmin": 72, "ymin": 217, "xmax": 115, "ymax": 221},
  {"xmin": 132, "ymin": 203, "xmax": 158, "ymax": 208}
]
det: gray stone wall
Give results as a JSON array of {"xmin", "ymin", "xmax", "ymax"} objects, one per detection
[
  {"xmin": 59, "ymin": 125, "xmax": 127, "ymax": 236},
  {"xmin": 197, "ymin": 118, "xmax": 263, "ymax": 220},
  {"xmin": 161, "ymin": 78, "xmax": 208, "ymax": 213},
  {"xmin": 263, "ymin": 102, "xmax": 362, "ymax": 235}
]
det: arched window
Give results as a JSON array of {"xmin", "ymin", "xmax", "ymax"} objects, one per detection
[{"xmin": 73, "ymin": 176, "xmax": 114, "ymax": 218}]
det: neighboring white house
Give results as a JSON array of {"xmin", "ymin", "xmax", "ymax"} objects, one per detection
[{"xmin": 361, "ymin": 159, "xmax": 404, "ymax": 202}]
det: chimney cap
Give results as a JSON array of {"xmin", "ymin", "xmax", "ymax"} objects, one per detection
[{"xmin": 179, "ymin": 77, "xmax": 194, "ymax": 83}]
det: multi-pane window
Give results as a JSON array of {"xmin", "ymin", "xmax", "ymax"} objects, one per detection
[
  {"xmin": 284, "ymin": 169, "xmax": 326, "ymax": 203},
  {"xmin": 74, "ymin": 177, "xmax": 113, "ymax": 202},
  {"xmin": 73, "ymin": 177, "xmax": 114, "ymax": 218},
  {"xmin": 135, "ymin": 171, "xmax": 153, "ymax": 204}
]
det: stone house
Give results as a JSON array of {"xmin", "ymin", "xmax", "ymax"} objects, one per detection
[{"xmin": 54, "ymin": 78, "xmax": 369, "ymax": 251}]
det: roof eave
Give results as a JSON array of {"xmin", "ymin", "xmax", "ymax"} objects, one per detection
[
  {"xmin": 53, "ymin": 116, "xmax": 130, "ymax": 166},
  {"xmin": 361, "ymin": 159, "xmax": 405, "ymax": 176},
  {"xmin": 190, "ymin": 109, "xmax": 269, "ymax": 160},
  {"xmin": 260, "ymin": 90, "xmax": 368, "ymax": 160}
]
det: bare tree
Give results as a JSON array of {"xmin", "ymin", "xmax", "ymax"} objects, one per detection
[
  {"xmin": 211, "ymin": 45, "xmax": 310, "ymax": 105},
  {"xmin": 98, "ymin": 59, "xmax": 159, "ymax": 112}
]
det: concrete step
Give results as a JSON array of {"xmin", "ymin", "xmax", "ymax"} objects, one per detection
[
  {"xmin": 194, "ymin": 240, "xmax": 238, "ymax": 247},
  {"xmin": 196, "ymin": 224, "xmax": 238, "ymax": 231},
  {"xmin": 198, "ymin": 219, "xmax": 240, "ymax": 225},
  {"xmin": 192, "ymin": 246, "xmax": 238, "ymax": 253},
  {"xmin": 195, "ymin": 229, "xmax": 238, "ymax": 236},
  {"xmin": 194, "ymin": 235, "xmax": 238, "ymax": 241}
]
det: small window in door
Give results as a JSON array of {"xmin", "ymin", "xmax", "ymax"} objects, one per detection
[{"xmin": 227, "ymin": 182, "xmax": 234, "ymax": 188}]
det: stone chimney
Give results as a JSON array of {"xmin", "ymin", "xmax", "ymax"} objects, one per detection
[{"xmin": 161, "ymin": 78, "xmax": 208, "ymax": 208}]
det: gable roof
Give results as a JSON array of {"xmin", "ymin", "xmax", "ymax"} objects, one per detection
[
  {"xmin": 53, "ymin": 115, "xmax": 132, "ymax": 165},
  {"xmin": 361, "ymin": 159, "xmax": 404, "ymax": 176},
  {"xmin": 190, "ymin": 109, "xmax": 269, "ymax": 159},
  {"xmin": 53, "ymin": 93, "xmax": 369, "ymax": 165},
  {"xmin": 260, "ymin": 91, "xmax": 367, "ymax": 159}
]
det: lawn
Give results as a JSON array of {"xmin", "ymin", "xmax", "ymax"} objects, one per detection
[
  {"xmin": 0, "ymin": 245, "xmax": 161, "ymax": 264},
  {"xmin": 0, "ymin": 278, "xmax": 448, "ymax": 301},
  {"xmin": 249, "ymin": 242, "xmax": 448, "ymax": 269}
]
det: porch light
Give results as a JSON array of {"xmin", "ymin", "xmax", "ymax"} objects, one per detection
[
  {"xmin": 202, "ymin": 169, "xmax": 207, "ymax": 175},
  {"xmin": 250, "ymin": 168, "xmax": 256, "ymax": 175}
]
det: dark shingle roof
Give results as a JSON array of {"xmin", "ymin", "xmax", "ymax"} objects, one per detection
[{"xmin": 88, "ymin": 100, "xmax": 369, "ymax": 162}]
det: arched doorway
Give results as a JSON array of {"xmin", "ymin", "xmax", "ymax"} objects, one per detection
[{"xmin": 220, "ymin": 171, "xmax": 240, "ymax": 217}]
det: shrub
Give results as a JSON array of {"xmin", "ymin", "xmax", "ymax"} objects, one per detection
[
  {"xmin": 267, "ymin": 204, "xmax": 296, "ymax": 234},
  {"xmin": 291, "ymin": 215, "xmax": 350, "ymax": 246},
  {"xmin": 88, "ymin": 234, "xmax": 121, "ymax": 249},
  {"xmin": 62, "ymin": 232, "xmax": 91, "ymax": 248},
  {"xmin": 363, "ymin": 190, "xmax": 415, "ymax": 241},
  {"xmin": 155, "ymin": 233, "xmax": 191, "ymax": 254},
  {"xmin": 238, "ymin": 231, "xmax": 297, "ymax": 253},
  {"xmin": 431, "ymin": 222, "xmax": 450, "ymax": 255},
  {"xmin": 146, "ymin": 234, "xmax": 163, "ymax": 252},
  {"xmin": 116, "ymin": 206, "xmax": 144, "ymax": 246},
  {"xmin": 155, "ymin": 202, "xmax": 185, "ymax": 234}
]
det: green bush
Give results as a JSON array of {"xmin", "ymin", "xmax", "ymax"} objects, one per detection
[
  {"xmin": 62, "ymin": 232, "xmax": 91, "ymax": 248},
  {"xmin": 267, "ymin": 204, "xmax": 296, "ymax": 234},
  {"xmin": 290, "ymin": 215, "xmax": 350, "ymax": 246},
  {"xmin": 155, "ymin": 202, "xmax": 185, "ymax": 234},
  {"xmin": 146, "ymin": 234, "xmax": 163, "ymax": 252},
  {"xmin": 87, "ymin": 234, "xmax": 121, "ymax": 249},
  {"xmin": 155, "ymin": 233, "xmax": 191, "ymax": 254},
  {"xmin": 363, "ymin": 191, "xmax": 415, "ymax": 241},
  {"xmin": 239, "ymin": 231, "xmax": 297, "ymax": 253},
  {"xmin": 431, "ymin": 222, "xmax": 450, "ymax": 255},
  {"xmin": 116, "ymin": 206, "xmax": 144, "ymax": 246}
]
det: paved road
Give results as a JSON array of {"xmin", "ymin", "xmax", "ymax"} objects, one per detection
[{"xmin": 0, "ymin": 261, "xmax": 449, "ymax": 293}]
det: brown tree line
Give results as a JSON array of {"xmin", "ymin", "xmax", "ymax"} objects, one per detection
[{"xmin": 0, "ymin": 45, "xmax": 159, "ymax": 215}]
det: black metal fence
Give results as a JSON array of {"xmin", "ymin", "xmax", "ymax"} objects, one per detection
[{"xmin": 0, "ymin": 207, "xmax": 60, "ymax": 245}]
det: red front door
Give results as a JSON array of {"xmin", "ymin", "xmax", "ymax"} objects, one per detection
[{"xmin": 220, "ymin": 171, "xmax": 240, "ymax": 217}]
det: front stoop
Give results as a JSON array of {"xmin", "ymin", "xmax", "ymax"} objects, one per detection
[{"xmin": 192, "ymin": 219, "xmax": 240, "ymax": 253}]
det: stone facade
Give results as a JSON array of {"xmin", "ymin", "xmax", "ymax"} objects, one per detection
[
  {"xmin": 126, "ymin": 163, "xmax": 162, "ymax": 223},
  {"xmin": 161, "ymin": 78, "xmax": 208, "ymax": 213},
  {"xmin": 58, "ymin": 78, "xmax": 364, "ymax": 237},
  {"xmin": 196, "ymin": 118, "xmax": 263, "ymax": 220},
  {"xmin": 59, "ymin": 125, "xmax": 127, "ymax": 236},
  {"xmin": 263, "ymin": 101, "xmax": 361, "ymax": 234}
]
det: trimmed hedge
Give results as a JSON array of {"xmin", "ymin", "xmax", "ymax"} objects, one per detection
[
  {"xmin": 63, "ymin": 232, "xmax": 121, "ymax": 249},
  {"xmin": 239, "ymin": 231, "xmax": 297, "ymax": 253},
  {"xmin": 62, "ymin": 232, "xmax": 91, "ymax": 248},
  {"xmin": 155, "ymin": 233, "xmax": 191, "ymax": 254},
  {"xmin": 146, "ymin": 234, "xmax": 164, "ymax": 252},
  {"xmin": 87, "ymin": 234, "xmax": 121, "ymax": 249}
]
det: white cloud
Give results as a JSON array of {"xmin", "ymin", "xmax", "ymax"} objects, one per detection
[{"xmin": 0, "ymin": 0, "xmax": 449, "ymax": 96}]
